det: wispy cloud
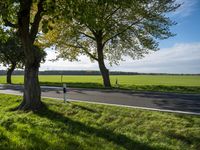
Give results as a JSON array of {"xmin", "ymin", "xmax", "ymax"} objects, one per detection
[
  {"xmin": 41, "ymin": 42, "xmax": 200, "ymax": 74},
  {"xmin": 40, "ymin": 51, "xmax": 98, "ymax": 71},
  {"xmin": 111, "ymin": 42, "xmax": 200, "ymax": 73},
  {"xmin": 173, "ymin": 0, "xmax": 198, "ymax": 17}
]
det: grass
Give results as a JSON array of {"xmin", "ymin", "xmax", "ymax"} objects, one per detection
[
  {"xmin": 0, "ymin": 93, "xmax": 200, "ymax": 149},
  {"xmin": 0, "ymin": 75, "xmax": 200, "ymax": 93}
]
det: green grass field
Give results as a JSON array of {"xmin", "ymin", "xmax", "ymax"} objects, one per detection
[
  {"xmin": 0, "ymin": 93, "xmax": 200, "ymax": 149},
  {"xmin": 0, "ymin": 75, "xmax": 200, "ymax": 93}
]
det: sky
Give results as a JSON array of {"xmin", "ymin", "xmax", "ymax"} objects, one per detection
[{"xmin": 2, "ymin": 0, "xmax": 200, "ymax": 74}]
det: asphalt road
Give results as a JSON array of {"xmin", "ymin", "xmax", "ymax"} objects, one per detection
[{"xmin": 0, "ymin": 84, "xmax": 200, "ymax": 115}]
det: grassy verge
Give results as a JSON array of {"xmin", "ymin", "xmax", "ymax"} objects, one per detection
[
  {"xmin": 118, "ymin": 85, "xmax": 200, "ymax": 94},
  {"xmin": 0, "ymin": 94, "xmax": 200, "ymax": 149},
  {"xmin": 0, "ymin": 75, "xmax": 200, "ymax": 94}
]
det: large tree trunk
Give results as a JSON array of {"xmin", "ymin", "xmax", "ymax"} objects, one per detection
[
  {"xmin": 96, "ymin": 33, "xmax": 111, "ymax": 88},
  {"xmin": 98, "ymin": 58, "xmax": 111, "ymax": 88},
  {"xmin": 17, "ymin": 0, "xmax": 44, "ymax": 111},
  {"xmin": 18, "ymin": 61, "xmax": 42, "ymax": 110},
  {"xmin": 6, "ymin": 63, "xmax": 16, "ymax": 84}
]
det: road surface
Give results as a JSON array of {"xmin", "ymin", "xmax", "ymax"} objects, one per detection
[{"xmin": 0, "ymin": 84, "xmax": 199, "ymax": 115}]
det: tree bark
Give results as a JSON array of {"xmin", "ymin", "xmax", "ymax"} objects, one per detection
[
  {"xmin": 17, "ymin": 0, "xmax": 43, "ymax": 111},
  {"xmin": 6, "ymin": 63, "xmax": 16, "ymax": 84},
  {"xmin": 96, "ymin": 33, "xmax": 111, "ymax": 88},
  {"xmin": 18, "ymin": 61, "xmax": 42, "ymax": 110},
  {"xmin": 98, "ymin": 58, "xmax": 111, "ymax": 88}
]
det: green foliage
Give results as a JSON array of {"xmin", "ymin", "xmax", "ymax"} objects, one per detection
[
  {"xmin": 54, "ymin": 0, "xmax": 180, "ymax": 65},
  {"xmin": 0, "ymin": 93, "xmax": 199, "ymax": 149},
  {"xmin": 0, "ymin": 0, "xmax": 59, "ymax": 53},
  {"xmin": 0, "ymin": 31, "xmax": 24, "ymax": 69},
  {"xmin": 0, "ymin": 0, "xmax": 19, "ymax": 27}
]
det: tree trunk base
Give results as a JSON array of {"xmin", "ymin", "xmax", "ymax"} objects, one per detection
[
  {"xmin": 18, "ymin": 62, "xmax": 42, "ymax": 111},
  {"xmin": 18, "ymin": 99, "xmax": 43, "ymax": 111},
  {"xmin": 99, "ymin": 65, "xmax": 112, "ymax": 88}
]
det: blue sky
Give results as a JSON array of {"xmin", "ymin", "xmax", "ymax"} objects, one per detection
[{"xmin": 159, "ymin": 0, "xmax": 200, "ymax": 48}]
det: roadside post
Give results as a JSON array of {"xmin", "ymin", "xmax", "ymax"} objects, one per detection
[
  {"xmin": 61, "ymin": 74, "xmax": 63, "ymax": 83},
  {"xmin": 115, "ymin": 78, "xmax": 119, "ymax": 88},
  {"xmin": 63, "ymin": 83, "xmax": 67, "ymax": 103}
]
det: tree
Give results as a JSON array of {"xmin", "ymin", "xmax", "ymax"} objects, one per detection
[
  {"xmin": 53, "ymin": 0, "xmax": 180, "ymax": 88},
  {"xmin": 0, "ymin": 32, "xmax": 24, "ymax": 84},
  {"xmin": 0, "ymin": 0, "xmax": 53, "ymax": 110}
]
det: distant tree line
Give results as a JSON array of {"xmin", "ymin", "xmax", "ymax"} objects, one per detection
[
  {"xmin": 0, "ymin": 70, "xmax": 138, "ymax": 75},
  {"xmin": 0, "ymin": 70, "xmax": 199, "ymax": 76}
]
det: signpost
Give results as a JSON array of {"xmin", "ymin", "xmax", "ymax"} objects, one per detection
[{"xmin": 63, "ymin": 83, "xmax": 67, "ymax": 103}]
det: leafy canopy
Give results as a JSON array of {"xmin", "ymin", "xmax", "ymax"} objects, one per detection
[
  {"xmin": 0, "ymin": 30, "xmax": 24, "ymax": 68},
  {"xmin": 52, "ymin": 0, "xmax": 180, "ymax": 65}
]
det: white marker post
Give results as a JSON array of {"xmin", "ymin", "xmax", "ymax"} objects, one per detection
[
  {"xmin": 63, "ymin": 83, "xmax": 67, "ymax": 103},
  {"xmin": 115, "ymin": 78, "xmax": 119, "ymax": 88}
]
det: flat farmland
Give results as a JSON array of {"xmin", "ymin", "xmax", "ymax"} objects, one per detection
[{"xmin": 0, "ymin": 75, "xmax": 200, "ymax": 93}]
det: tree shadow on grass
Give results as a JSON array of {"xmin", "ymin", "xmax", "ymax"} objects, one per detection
[
  {"xmin": 34, "ymin": 104, "xmax": 155, "ymax": 150},
  {"xmin": 70, "ymin": 103, "xmax": 98, "ymax": 113},
  {"xmin": 163, "ymin": 131, "xmax": 200, "ymax": 149}
]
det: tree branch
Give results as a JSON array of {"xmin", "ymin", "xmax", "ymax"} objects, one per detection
[
  {"xmin": 79, "ymin": 31, "xmax": 96, "ymax": 40},
  {"xmin": 103, "ymin": 18, "xmax": 143, "ymax": 46},
  {"xmin": 30, "ymin": 0, "xmax": 45, "ymax": 43},
  {"xmin": 84, "ymin": 23, "xmax": 97, "ymax": 37},
  {"xmin": 63, "ymin": 43, "xmax": 97, "ymax": 61},
  {"xmin": 104, "ymin": 6, "xmax": 121, "ymax": 22},
  {"xmin": 3, "ymin": 19, "xmax": 18, "ymax": 28},
  {"xmin": 76, "ymin": 42, "xmax": 98, "ymax": 61},
  {"xmin": 83, "ymin": 50, "xmax": 98, "ymax": 61}
]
